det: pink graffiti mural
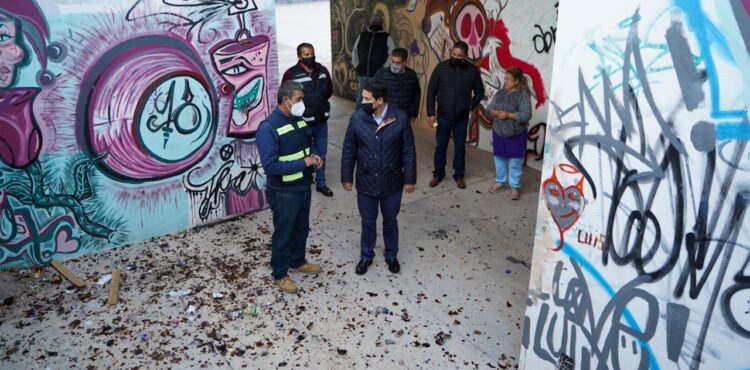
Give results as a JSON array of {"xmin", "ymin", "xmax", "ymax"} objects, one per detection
[
  {"xmin": 79, "ymin": 36, "xmax": 217, "ymax": 182},
  {"xmin": 211, "ymin": 29, "xmax": 271, "ymax": 138},
  {"xmin": 0, "ymin": 88, "xmax": 41, "ymax": 169},
  {"xmin": 541, "ymin": 164, "xmax": 586, "ymax": 251}
]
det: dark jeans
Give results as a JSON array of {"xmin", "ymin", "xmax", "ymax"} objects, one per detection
[
  {"xmin": 433, "ymin": 116, "xmax": 469, "ymax": 180},
  {"xmin": 357, "ymin": 191, "xmax": 403, "ymax": 262},
  {"xmin": 310, "ymin": 121, "xmax": 328, "ymax": 187},
  {"xmin": 266, "ymin": 188, "xmax": 311, "ymax": 279}
]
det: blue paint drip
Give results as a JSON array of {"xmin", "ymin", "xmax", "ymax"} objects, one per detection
[
  {"xmin": 560, "ymin": 242, "xmax": 661, "ymax": 370},
  {"xmin": 717, "ymin": 122, "xmax": 750, "ymax": 140},
  {"xmin": 674, "ymin": 0, "xmax": 747, "ymax": 119}
]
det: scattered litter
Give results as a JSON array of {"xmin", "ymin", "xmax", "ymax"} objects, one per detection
[
  {"xmin": 64, "ymin": 285, "xmax": 78, "ymax": 294},
  {"xmin": 167, "ymin": 290, "xmax": 191, "ymax": 297},
  {"xmin": 51, "ymin": 275, "xmax": 63, "ymax": 285},
  {"xmin": 186, "ymin": 305, "xmax": 197, "ymax": 321},
  {"xmin": 385, "ymin": 339, "xmax": 396, "ymax": 345},
  {"xmin": 474, "ymin": 329, "xmax": 482, "ymax": 335},
  {"xmin": 370, "ymin": 306, "xmax": 390, "ymax": 315},
  {"xmin": 505, "ymin": 268, "xmax": 512, "ymax": 274},
  {"xmin": 336, "ymin": 348, "xmax": 347, "ymax": 355},
  {"xmin": 434, "ymin": 331, "xmax": 452, "ymax": 345},
  {"xmin": 212, "ymin": 292, "xmax": 224, "ymax": 300},
  {"xmin": 138, "ymin": 333, "xmax": 148, "ymax": 341},
  {"xmin": 243, "ymin": 303, "xmax": 260, "ymax": 317},
  {"xmin": 95, "ymin": 274, "xmax": 112, "ymax": 286},
  {"xmin": 1, "ymin": 297, "xmax": 13, "ymax": 306},
  {"xmin": 125, "ymin": 263, "xmax": 138, "ymax": 271},
  {"xmin": 169, "ymin": 319, "xmax": 180, "ymax": 328}
]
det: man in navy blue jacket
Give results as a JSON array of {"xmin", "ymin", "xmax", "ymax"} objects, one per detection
[
  {"xmin": 256, "ymin": 81, "xmax": 323, "ymax": 294},
  {"xmin": 341, "ymin": 79, "xmax": 417, "ymax": 275}
]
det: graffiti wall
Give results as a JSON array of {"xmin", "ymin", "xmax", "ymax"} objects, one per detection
[
  {"xmin": 522, "ymin": 0, "xmax": 750, "ymax": 369},
  {"xmin": 0, "ymin": 0, "xmax": 278, "ymax": 269},
  {"xmin": 329, "ymin": 0, "xmax": 558, "ymax": 169}
]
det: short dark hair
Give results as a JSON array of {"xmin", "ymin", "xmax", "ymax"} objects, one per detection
[
  {"xmin": 297, "ymin": 42, "xmax": 314, "ymax": 57},
  {"xmin": 453, "ymin": 41, "xmax": 469, "ymax": 55},
  {"xmin": 391, "ymin": 47, "xmax": 408, "ymax": 61},
  {"xmin": 363, "ymin": 79, "xmax": 388, "ymax": 103},
  {"xmin": 277, "ymin": 80, "xmax": 303, "ymax": 104}
]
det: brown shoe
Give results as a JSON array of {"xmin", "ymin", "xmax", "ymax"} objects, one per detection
[
  {"xmin": 489, "ymin": 183, "xmax": 507, "ymax": 194},
  {"xmin": 455, "ymin": 178, "xmax": 466, "ymax": 189},
  {"xmin": 290, "ymin": 262, "xmax": 321, "ymax": 274},
  {"xmin": 428, "ymin": 177, "xmax": 442, "ymax": 187},
  {"xmin": 274, "ymin": 276, "xmax": 298, "ymax": 293},
  {"xmin": 511, "ymin": 188, "xmax": 520, "ymax": 200}
]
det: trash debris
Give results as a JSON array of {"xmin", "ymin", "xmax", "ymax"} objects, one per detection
[
  {"xmin": 167, "ymin": 290, "xmax": 191, "ymax": 297},
  {"xmin": 64, "ymin": 285, "xmax": 78, "ymax": 294},
  {"xmin": 243, "ymin": 303, "xmax": 260, "ymax": 317},
  {"xmin": 95, "ymin": 274, "xmax": 112, "ymax": 286},
  {"xmin": 505, "ymin": 268, "xmax": 512, "ymax": 274},
  {"xmin": 371, "ymin": 306, "xmax": 390, "ymax": 315},
  {"xmin": 385, "ymin": 339, "xmax": 396, "ymax": 345},
  {"xmin": 169, "ymin": 319, "xmax": 180, "ymax": 328},
  {"xmin": 51, "ymin": 275, "xmax": 63, "ymax": 285},
  {"xmin": 1, "ymin": 297, "xmax": 13, "ymax": 306},
  {"xmin": 125, "ymin": 263, "xmax": 138, "ymax": 271},
  {"xmin": 336, "ymin": 348, "xmax": 347, "ymax": 355},
  {"xmin": 186, "ymin": 305, "xmax": 197, "ymax": 321},
  {"xmin": 434, "ymin": 331, "xmax": 451, "ymax": 345},
  {"xmin": 212, "ymin": 292, "xmax": 224, "ymax": 300},
  {"xmin": 138, "ymin": 333, "xmax": 148, "ymax": 341}
]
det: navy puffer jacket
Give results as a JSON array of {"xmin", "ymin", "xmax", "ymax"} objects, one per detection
[{"xmin": 341, "ymin": 106, "xmax": 417, "ymax": 197}]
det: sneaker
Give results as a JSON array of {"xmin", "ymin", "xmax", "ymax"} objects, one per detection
[
  {"xmin": 274, "ymin": 276, "xmax": 298, "ymax": 293},
  {"xmin": 316, "ymin": 186, "xmax": 333, "ymax": 197},
  {"xmin": 455, "ymin": 178, "xmax": 466, "ymax": 189},
  {"xmin": 511, "ymin": 188, "xmax": 520, "ymax": 200},
  {"xmin": 290, "ymin": 262, "xmax": 321, "ymax": 274},
  {"xmin": 355, "ymin": 259, "xmax": 373, "ymax": 275},
  {"xmin": 489, "ymin": 183, "xmax": 507, "ymax": 194},
  {"xmin": 385, "ymin": 258, "xmax": 400, "ymax": 273},
  {"xmin": 428, "ymin": 177, "xmax": 442, "ymax": 188}
]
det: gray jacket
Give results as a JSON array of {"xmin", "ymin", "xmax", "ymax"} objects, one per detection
[{"xmin": 487, "ymin": 89, "xmax": 532, "ymax": 138}]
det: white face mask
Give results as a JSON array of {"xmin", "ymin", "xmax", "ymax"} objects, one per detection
[{"xmin": 289, "ymin": 100, "xmax": 306, "ymax": 117}]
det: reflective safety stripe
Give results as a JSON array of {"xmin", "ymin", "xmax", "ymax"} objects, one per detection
[
  {"xmin": 297, "ymin": 121, "xmax": 308, "ymax": 128},
  {"xmin": 282, "ymin": 172, "xmax": 304, "ymax": 182},
  {"xmin": 276, "ymin": 124, "xmax": 295, "ymax": 135}
]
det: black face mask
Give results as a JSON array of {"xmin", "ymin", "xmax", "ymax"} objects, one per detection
[
  {"xmin": 370, "ymin": 25, "xmax": 383, "ymax": 32},
  {"xmin": 301, "ymin": 56, "xmax": 316, "ymax": 67},
  {"xmin": 449, "ymin": 58, "xmax": 465, "ymax": 67},
  {"xmin": 362, "ymin": 103, "xmax": 376, "ymax": 114}
]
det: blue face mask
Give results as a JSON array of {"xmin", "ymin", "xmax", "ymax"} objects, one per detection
[{"xmin": 389, "ymin": 63, "xmax": 404, "ymax": 74}]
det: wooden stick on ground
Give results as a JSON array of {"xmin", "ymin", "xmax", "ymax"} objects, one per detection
[
  {"xmin": 50, "ymin": 260, "xmax": 87, "ymax": 289},
  {"xmin": 107, "ymin": 269, "xmax": 121, "ymax": 306}
]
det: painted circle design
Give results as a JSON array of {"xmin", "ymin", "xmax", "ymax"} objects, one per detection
[
  {"xmin": 78, "ymin": 36, "xmax": 218, "ymax": 182},
  {"xmin": 136, "ymin": 75, "xmax": 213, "ymax": 163}
]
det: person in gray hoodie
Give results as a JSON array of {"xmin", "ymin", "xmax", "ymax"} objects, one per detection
[{"xmin": 486, "ymin": 67, "xmax": 532, "ymax": 200}]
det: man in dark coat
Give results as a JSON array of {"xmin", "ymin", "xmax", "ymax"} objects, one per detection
[
  {"xmin": 351, "ymin": 14, "xmax": 395, "ymax": 108},
  {"xmin": 341, "ymin": 79, "xmax": 417, "ymax": 275},
  {"xmin": 373, "ymin": 47, "xmax": 421, "ymax": 120},
  {"xmin": 426, "ymin": 41, "xmax": 485, "ymax": 189}
]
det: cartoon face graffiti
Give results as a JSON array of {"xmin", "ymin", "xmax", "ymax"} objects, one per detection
[
  {"xmin": 542, "ymin": 165, "xmax": 586, "ymax": 251},
  {"xmin": 211, "ymin": 30, "xmax": 270, "ymax": 138},
  {"xmin": 451, "ymin": 0, "xmax": 488, "ymax": 60},
  {"xmin": 0, "ymin": 16, "xmax": 25, "ymax": 89}
]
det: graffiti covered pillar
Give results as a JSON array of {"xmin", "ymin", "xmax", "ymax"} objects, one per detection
[
  {"xmin": 0, "ymin": 0, "xmax": 278, "ymax": 269},
  {"xmin": 522, "ymin": 0, "xmax": 750, "ymax": 369}
]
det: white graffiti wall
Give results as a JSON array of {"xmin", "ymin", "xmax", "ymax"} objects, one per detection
[{"xmin": 522, "ymin": 0, "xmax": 750, "ymax": 369}]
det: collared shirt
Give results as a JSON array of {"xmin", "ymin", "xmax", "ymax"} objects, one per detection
[{"xmin": 372, "ymin": 103, "xmax": 389, "ymax": 125}]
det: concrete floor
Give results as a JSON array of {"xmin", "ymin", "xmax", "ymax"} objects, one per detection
[{"xmin": 0, "ymin": 96, "xmax": 540, "ymax": 369}]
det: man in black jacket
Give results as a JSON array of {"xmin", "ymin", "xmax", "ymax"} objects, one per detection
[
  {"xmin": 373, "ymin": 47, "xmax": 421, "ymax": 120},
  {"xmin": 341, "ymin": 80, "xmax": 416, "ymax": 275},
  {"xmin": 352, "ymin": 14, "xmax": 395, "ymax": 108},
  {"xmin": 426, "ymin": 41, "xmax": 485, "ymax": 189},
  {"xmin": 282, "ymin": 43, "xmax": 335, "ymax": 197}
]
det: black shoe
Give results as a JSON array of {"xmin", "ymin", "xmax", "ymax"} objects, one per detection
[
  {"xmin": 355, "ymin": 259, "xmax": 372, "ymax": 275},
  {"xmin": 385, "ymin": 258, "xmax": 400, "ymax": 273},
  {"xmin": 316, "ymin": 186, "xmax": 334, "ymax": 197}
]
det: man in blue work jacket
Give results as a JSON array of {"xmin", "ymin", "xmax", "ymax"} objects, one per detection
[
  {"xmin": 256, "ymin": 81, "xmax": 323, "ymax": 294},
  {"xmin": 341, "ymin": 79, "xmax": 417, "ymax": 275}
]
